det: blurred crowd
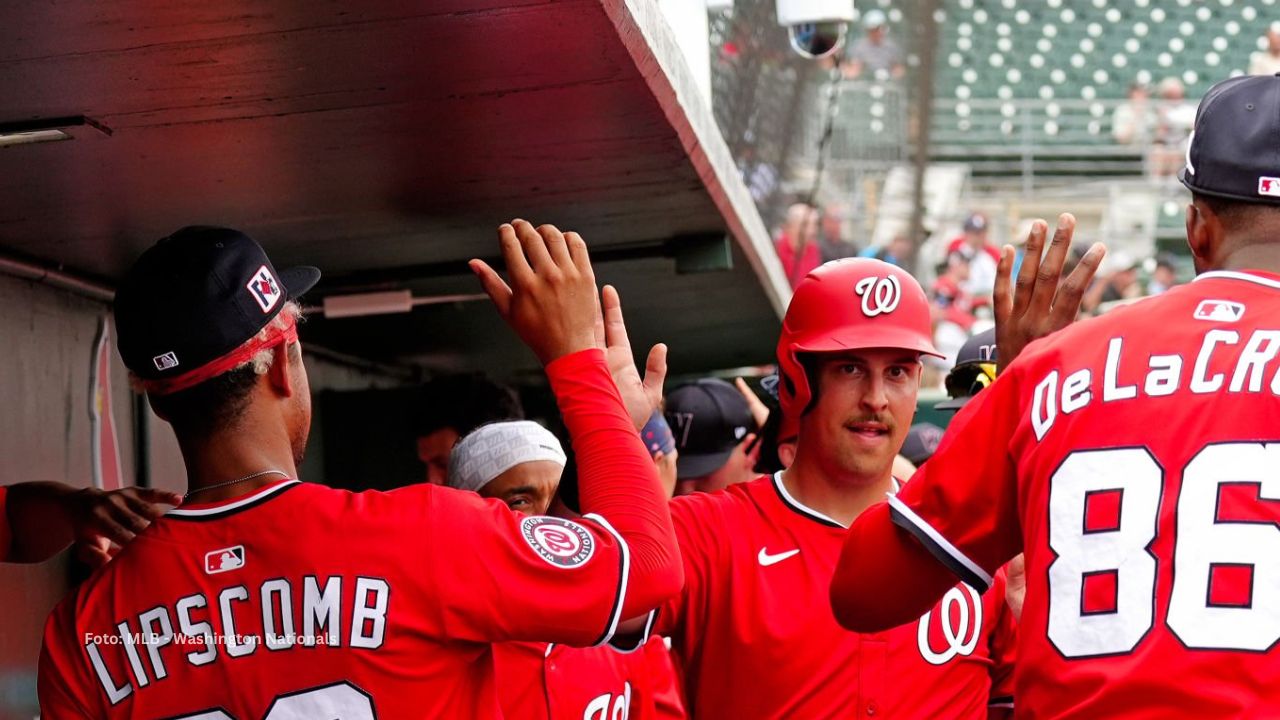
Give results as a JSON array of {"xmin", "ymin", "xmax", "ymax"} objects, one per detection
[{"xmin": 770, "ymin": 203, "xmax": 1185, "ymax": 388}]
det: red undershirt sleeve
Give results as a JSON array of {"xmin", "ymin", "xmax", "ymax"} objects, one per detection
[{"xmin": 546, "ymin": 349, "xmax": 683, "ymax": 619}]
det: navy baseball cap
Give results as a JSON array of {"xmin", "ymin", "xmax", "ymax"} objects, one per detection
[
  {"xmin": 936, "ymin": 328, "xmax": 998, "ymax": 410},
  {"xmin": 664, "ymin": 378, "xmax": 755, "ymax": 480},
  {"xmin": 115, "ymin": 226, "xmax": 320, "ymax": 392},
  {"xmin": 963, "ymin": 213, "xmax": 988, "ymax": 232},
  {"xmin": 901, "ymin": 422, "xmax": 944, "ymax": 465},
  {"xmin": 1179, "ymin": 74, "xmax": 1280, "ymax": 205}
]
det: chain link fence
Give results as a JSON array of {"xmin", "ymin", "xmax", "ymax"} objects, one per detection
[{"xmin": 708, "ymin": 0, "xmax": 929, "ymax": 248}]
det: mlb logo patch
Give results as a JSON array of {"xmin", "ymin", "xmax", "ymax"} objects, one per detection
[
  {"xmin": 1194, "ymin": 299, "xmax": 1245, "ymax": 322},
  {"xmin": 1259, "ymin": 177, "xmax": 1280, "ymax": 197},
  {"xmin": 246, "ymin": 265, "xmax": 282, "ymax": 314},
  {"xmin": 152, "ymin": 351, "xmax": 179, "ymax": 371},
  {"xmin": 204, "ymin": 545, "xmax": 246, "ymax": 575}
]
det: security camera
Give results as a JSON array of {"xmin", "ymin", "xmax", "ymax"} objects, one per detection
[{"xmin": 776, "ymin": 0, "xmax": 856, "ymax": 59}]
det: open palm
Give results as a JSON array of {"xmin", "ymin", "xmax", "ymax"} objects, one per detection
[{"xmin": 601, "ymin": 285, "xmax": 667, "ymax": 431}]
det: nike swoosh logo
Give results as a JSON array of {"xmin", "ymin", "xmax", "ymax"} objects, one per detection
[{"xmin": 757, "ymin": 548, "xmax": 800, "ymax": 566}]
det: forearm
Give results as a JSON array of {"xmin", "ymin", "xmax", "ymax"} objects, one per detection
[
  {"xmin": 6, "ymin": 482, "xmax": 78, "ymax": 563},
  {"xmin": 547, "ymin": 350, "xmax": 682, "ymax": 616},
  {"xmin": 829, "ymin": 501, "xmax": 958, "ymax": 631}
]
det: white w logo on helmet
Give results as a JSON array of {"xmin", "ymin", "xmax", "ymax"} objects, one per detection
[{"xmin": 854, "ymin": 275, "xmax": 902, "ymax": 317}]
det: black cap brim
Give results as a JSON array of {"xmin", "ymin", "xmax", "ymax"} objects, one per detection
[
  {"xmin": 1179, "ymin": 164, "xmax": 1280, "ymax": 206},
  {"xmin": 279, "ymin": 266, "xmax": 321, "ymax": 300},
  {"xmin": 934, "ymin": 395, "xmax": 972, "ymax": 411},
  {"xmin": 676, "ymin": 449, "xmax": 735, "ymax": 480}
]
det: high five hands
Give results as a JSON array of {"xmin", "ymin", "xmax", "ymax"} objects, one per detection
[
  {"xmin": 993, "ymin": 213, "xmax": 1106, "ymax": 372},
  {"xmin": 471, "ymin": 220, "xmax": 667, "ymax": 429}
]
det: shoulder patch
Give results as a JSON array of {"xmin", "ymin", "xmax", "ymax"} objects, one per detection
[{"xmin": 520, "ymin": 515, "xmax": 595, "ymax": 568}]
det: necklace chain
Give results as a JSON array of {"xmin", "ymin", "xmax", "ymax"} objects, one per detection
[{"xmin": 184, "ymin": 470, "xmax": 290, "ymax": 500}]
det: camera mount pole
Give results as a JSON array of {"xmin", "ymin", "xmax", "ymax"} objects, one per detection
[{"xmin": 906, "ymin": 0, "xmax": 940, "ymax": 277}]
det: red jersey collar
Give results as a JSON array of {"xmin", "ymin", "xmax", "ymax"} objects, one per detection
[
  {"xmin": 770, "ymin": 473, "xmax": 903, "ymax": 529},
  {"xmin": 168, "ymin": 478, "xmax": 299, "ymax": 519},
  {"xmin": 1194, "ymin": 269, "xmax": 1280, "ymax": 289}
]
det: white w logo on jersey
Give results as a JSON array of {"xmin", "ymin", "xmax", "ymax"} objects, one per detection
[
  {"xmin": 854, "ymin": 275, "xmax": 902, "ymax": 317},
  {"xmin": 916, "ymin": 584, "xmax": 982, "ymax": 665}
]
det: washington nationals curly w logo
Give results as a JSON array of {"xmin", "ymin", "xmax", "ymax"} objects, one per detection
[
  {"xmin": 854, "ymin": 275, "xmax": 901, "ymax": 317},
  {"xmin": 917, "ymin": 584, "xmax": 983, "ymax": 665}
]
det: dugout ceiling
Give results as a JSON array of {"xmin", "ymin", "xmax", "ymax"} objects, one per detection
[{"xmin": 0, "ymin": 0, "xmax": 787, "ymax": 380}]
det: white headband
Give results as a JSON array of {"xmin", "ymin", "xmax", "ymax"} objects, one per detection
[{"xmin": 447, "ymin": 420, "xmax": 567, "ymax": 493}]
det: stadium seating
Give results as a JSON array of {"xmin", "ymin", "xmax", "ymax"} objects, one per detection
[{"xmin": 847, "ymin": 0, "xmax": 1273, "ymax": 184}]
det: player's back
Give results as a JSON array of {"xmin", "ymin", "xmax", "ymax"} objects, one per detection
[
  {"xmin": 39, "ymin": 478, "xmax": 622, "ymax": 719},
  {"xmin": 1008, "ymin": 270, "xmax": 1280, "ymax": 717}
]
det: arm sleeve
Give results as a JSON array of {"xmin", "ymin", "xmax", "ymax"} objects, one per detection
[
  {"xmin": 831, "ymin": 369, "xmax": 1024, "ymax": 631},
  {"xmin": 38, "ymin": 603, "xmax": 97, "ymax": 718},
  {"xmin": 427, "ymin": 490, "xmax": 636, "ymax": 646},
  {"xmin": 549, "ymin": 349, "xmax": 682, "ymax": 620},
  {"xmin": 0, "ymin": 486, "xmax": 10, "ymax": 562},
  {"xmin": 426, "ymin": 349, "xmax": 680, "ymax": 647}
]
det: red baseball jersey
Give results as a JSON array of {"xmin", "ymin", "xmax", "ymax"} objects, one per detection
[
  {"xmin": 494, "ymin": 640, "xmax": 638, "ymax": 720},
  {"xmin": 891, "ymin": 269, "xmax": 1280, "ymax": 718},
  {"xmin": 657, "ymin": 473, "xmax": 1015, "ymax": 718},
  {"xmin": 39, "ymin": 479, "xmax": 635, "ymax": 718},
  {"xmin": 633, "ymin": 637, "xmax": 687, "ymax": 720}
]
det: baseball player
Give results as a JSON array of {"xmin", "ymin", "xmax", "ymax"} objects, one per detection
[
  {"xmin": 0, "ymin": 482, "xmax": 180, "ymax": 566},
  {"xmin": 663, "ymin": 378, "xmax": 758, "ymax": 496},
  {"xmin": 936, "ymin": 327, "xmax": 998, "ymax": 412},
  {"xmin": 626, "ymin": 258, "xmax": 1017, "ymax": 718},
  {"xmin": 830, "ymin": 74, "xmax": 1280, "ymax": 719},
  {"xmin": 38, "ymin": 221, "xmax": 682, "ymax": 718},
  {"xmin": 414, "ymin": 373, "xmax": 524, "ymax": 485},
  {"xmin": 446, "ymin": 419, "xmax": 643, "ymax": 720}
]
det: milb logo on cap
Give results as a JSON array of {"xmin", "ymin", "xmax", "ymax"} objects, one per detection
[{"xmin": 246, "ymin": 265, "xmax": 283, "ymax": 313}]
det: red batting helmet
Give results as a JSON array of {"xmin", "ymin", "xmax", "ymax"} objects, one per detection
[{"xmin": 776, "ymin": 258, "xmax": 941, "ymax": 420}]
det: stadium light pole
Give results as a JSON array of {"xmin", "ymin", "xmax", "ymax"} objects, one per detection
[{"xmin": 906, "ymin": 0, "xmax": 940, "ymax": 277}]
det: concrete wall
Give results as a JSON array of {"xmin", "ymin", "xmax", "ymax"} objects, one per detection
[
  {"xmin": 658, "ymin": 0, "xmax": 713, "ymax": 109},
  {"xmin": 0, "ymin": 273, "xmax": 401, "ymax": 717},
  {"xmin": 0, "ymin": 274, "xmax": 133, "ymax": 717}
]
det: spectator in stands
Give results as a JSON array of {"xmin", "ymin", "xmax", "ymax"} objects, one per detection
[
  {"xmin": 415, "ymin": 373, "xmax": 524, "ymax": 485},
  {"xmin": 665, "ymin": 379, "xmax": 759, "ymax": 496},
  {"xmin": 841, "ymin": 10, "xmax": 905, "ymax": 81},
  {"xmin": 738, "ymin": 144, "xmax": 778, "ymax": 203},
  {"xmin": 819, "ymin": 203, "xmax": 859, "ymax": 261},
  {"xmin": 1147, "ymin": 254, "xmax": 1178, "ymax": 295},
  {"xmin": 1083, "ymin": 250, "xmax": 1141, "ymax": 313},
  {"xmin": 946, "ymin": 212, "xmax": 1000, "ymax": 297},
  {"xmin": 857, "ymin": 233, "xmax": 912, "ymax": 266},
  {"xmin": 1152, "ymin": 77, "xmax": 1196, "ymax": 177},
  {"xmin": 775, "ymin": 202, "xmax": 823, "ymax": 288},
  {"xmin": 447, "ymin": 420, "xmax": 565, "ymax": 515},
  {"xmin": 931, "ymin": 252, "xmax": 977, "ymax": 332},
  {"xmin": 1250, "ymin": 23, "xmax": 1280, "ymax": 76},
  {"xmin": 1112, "ymin": 82, "xmax": 1155, "ymax": 146}
]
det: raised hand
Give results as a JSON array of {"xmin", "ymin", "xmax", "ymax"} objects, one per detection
[
  {"xmin": 734, "ymin": 377, "xmax": 770, "ymax": 429},
  {"xmin": 470, "ymin": 220, "xmax": 603, "ymax": 365},
  {"xmin": 993, "ymin": 213, "xmax": 1106, "ymax": 373},
  {"xmin": 602, "ymin": 285, "xmax": 668, "ymax": 431}
]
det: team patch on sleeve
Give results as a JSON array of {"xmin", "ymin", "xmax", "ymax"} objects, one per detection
[{"xmin": 520, "ymin": 515, "xmax": 596, "ymax": 568}]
